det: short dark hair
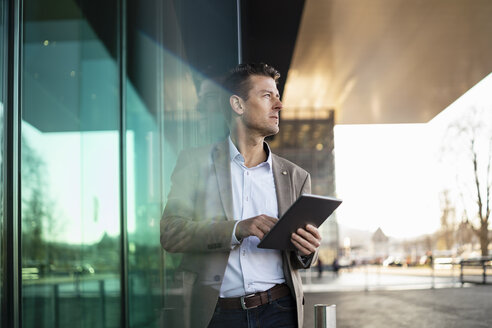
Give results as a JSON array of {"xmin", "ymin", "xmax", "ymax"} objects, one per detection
[
  {"xmin": 221, "ymin": 63, "xmax": 280, "ymax": 124},
  {"xmin": 223, "ymin": 63, "xmax": 280, "ymax": 100}
]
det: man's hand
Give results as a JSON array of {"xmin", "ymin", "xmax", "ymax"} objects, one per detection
[
  {"xmin": 291, "ymin": 224, "xmax": 321, "ymax": 256},
  {"xmin": 235, "ymin": 215, "xmax": 278, "ymax": 240}
]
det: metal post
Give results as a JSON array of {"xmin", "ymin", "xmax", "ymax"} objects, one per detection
[
  {"xmin": 431, "ymin": 259, "xmax": 435, "ymax": 289},
  {"xmin": 452, "ymin": 259, "xmax": 456, "ymax": 285},
  {"xmin": 483, "ymin": 261, "xmax": 486, "ymax": 284},
  {"xmin": 460, "ymin": 261, "xmax": 464, "ymax": 286},
  {"xmin": 364, "ymin": 264, "xmax": 369, "ymax": 292},
  {"xmin": 314, "ymin": 304, "xmax": 336, "ymax": 328}
]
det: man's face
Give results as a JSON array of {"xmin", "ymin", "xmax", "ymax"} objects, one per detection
[
  {"xmin": 197, "ymin": 79, "xmax": 221, "ymax": 114},
  {"xmin": 239, "ymin": 75, "xmax": 283, "ymax": 137}
]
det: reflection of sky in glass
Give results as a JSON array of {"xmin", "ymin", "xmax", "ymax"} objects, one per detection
[
  {"xmin": 22, "ymin": 18, "xmax": 121, "ymax": 245},
  {"xmin": 20, "ymin": 76, "xmax": 155, "ymax": 245},
  {"xmin": 23, "ymin": 122, "xmax": 121, "ymax": 244},
  {"xmin": 335, "ymin": 72, "xmax": 492, "ymax": 239},
  {"xmin": 22, "ymin": 18, "xmax": 229, "ymax": 246}
]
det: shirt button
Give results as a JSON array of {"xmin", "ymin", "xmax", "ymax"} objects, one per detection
[{"xmin": 214, "ymin": 275, "xmax": 221, "ymax": 282}]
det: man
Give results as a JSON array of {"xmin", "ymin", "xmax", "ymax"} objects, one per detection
[{"xmin": 161, "ymin": 63, "xmax": 321, "ymax": 327}]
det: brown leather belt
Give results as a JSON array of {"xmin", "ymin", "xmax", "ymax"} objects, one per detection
[{"xmin": 217, "ymin": 284, "xmax": 291, "ymax": 310}]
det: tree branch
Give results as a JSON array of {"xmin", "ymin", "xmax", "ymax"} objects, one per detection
[
  {"xmin": 472, "ymin": 138, "xmax": 484, "ymax": 223},
  {"xmin": 486, "ymin": 138, "xmax": 491, "ymax": 223}
]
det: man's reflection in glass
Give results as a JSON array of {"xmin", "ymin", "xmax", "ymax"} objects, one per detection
[{"xmin": 196, "ymin": 76, "xmax": 229, "ymax": 144}]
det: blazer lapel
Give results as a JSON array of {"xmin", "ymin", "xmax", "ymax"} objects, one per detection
[
  {"xmin": 272, "ymin": 154, "xmax": 294, "ymax": 217},
  {"xmin": 212, "ymin": 140, "xmax": 234, "ymax": 220}
]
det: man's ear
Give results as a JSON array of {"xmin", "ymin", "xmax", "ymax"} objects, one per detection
[{"xmin": 230, "ymin": 95, "xmax": 244, "ymax": 115}]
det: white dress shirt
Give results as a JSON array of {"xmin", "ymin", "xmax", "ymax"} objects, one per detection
[{"xmin": 219, "ymin": 137, "xmax": 285, "ymax": 298}]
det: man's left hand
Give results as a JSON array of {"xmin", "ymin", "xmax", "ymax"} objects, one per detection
[{"xmin": 291, "ymin": 224, "xmax": 321, "ymax": 256}]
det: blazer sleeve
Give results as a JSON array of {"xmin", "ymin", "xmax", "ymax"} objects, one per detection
[{"xmin": 160, "ymin": 149, "xmax": 236, "ymax": 253}]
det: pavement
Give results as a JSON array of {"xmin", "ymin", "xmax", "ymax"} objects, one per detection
[{"xmin": 302, "ymin": 269, "xmax": 492, "ymax": 328}]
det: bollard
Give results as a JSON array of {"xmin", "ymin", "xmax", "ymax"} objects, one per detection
[
  {"xmin": 431, "ymin": 260, "xmax": 435, "ymax": 289},
  {"xmin": 314, "ymin": 304, "xmax": 336, "ymax": 328}
]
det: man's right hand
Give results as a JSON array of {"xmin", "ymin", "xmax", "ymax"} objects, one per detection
[{"xmin": 235, "ymin": 215, "xmax": 278, "ymax": 240}]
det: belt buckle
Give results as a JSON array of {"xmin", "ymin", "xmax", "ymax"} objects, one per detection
[{"xmin": 240, "ymin": 293, "xmax": 257, "ymax": 310}]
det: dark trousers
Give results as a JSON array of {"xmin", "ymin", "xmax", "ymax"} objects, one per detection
[{"xmin": 207, "ymin": 295, "xmax": 297, "ymax": 328}]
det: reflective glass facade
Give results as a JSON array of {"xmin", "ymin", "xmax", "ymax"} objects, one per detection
[
  {"xmin": 21, "ymin": 0, "xmax": 122, "ymax": 326},
  {"xmin": 3, "ymin": 0, "xmax": 238, "ymax": 327},
  {"xmin": 126, "ymin": 1, "xmax": 236, "ymax": 326}
]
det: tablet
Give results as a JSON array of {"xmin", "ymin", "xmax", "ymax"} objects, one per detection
[{"xmin": 257, "ymin": 194, "xmax": 342, "ymax": 250}]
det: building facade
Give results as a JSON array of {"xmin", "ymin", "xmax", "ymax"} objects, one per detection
[{"xmin": 0, "ymin": 0, "xmax": 337, "ymax": 327}]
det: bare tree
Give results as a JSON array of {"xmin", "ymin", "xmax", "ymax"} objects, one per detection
[
  {"xmin": 21, "ymin": 137, "xmax": 59, "ymax": 265},
  {"xmin": 444, "ymin": 108, "xmax": 492, "ymax": 256},
  {"xmin": 468, "ymin": 137, "xmax": 491, "ymax": 256}
]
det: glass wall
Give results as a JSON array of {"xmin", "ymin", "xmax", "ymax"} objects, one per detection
[
  {"xmin": 0, "ymin": 0, "xmax": 239, "ymax": 325},
  {"xmin": 125, "ymin": 0, "xmax": 237, "ymax": 326},
  {"xmin": 21, "ymin": 0, "xmax": 122, "ymax": 327},
  {"xmin": 12, "ymin": 0, "xmax": 239, "ymax": 327}
]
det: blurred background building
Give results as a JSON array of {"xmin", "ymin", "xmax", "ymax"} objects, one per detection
[{"xmin": 2, "ymin": 0, "xmax": 492, "ymax": 327}]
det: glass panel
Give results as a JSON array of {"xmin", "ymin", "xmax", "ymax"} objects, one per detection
[
  {"xmin": 125, "ymin": 0, "xmax": 238, "ymax": 326},
  {"xmin": 21, "ymin": 1, "xmax": 121, "ymax": 327}
]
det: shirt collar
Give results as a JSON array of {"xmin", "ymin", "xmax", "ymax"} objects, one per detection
[{"xmin": 228, "ymin": 136, "xmax": 272, "ymax": 168}]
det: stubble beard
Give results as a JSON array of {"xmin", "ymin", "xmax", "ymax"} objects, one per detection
[
  {"xmin": 256, "ymin": 122, "xmax": 279, "ymax": 138},
  {"xmin": 267, "ymin": 124, "xmax": 280, "ymax": 137},
  {"xmin": 241, "ymin": 116, "xmax": 279, "ymax": 139}
]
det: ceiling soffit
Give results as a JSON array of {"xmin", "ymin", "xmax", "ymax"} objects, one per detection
[{"xmin": 283, "ymin": 0, "xmax": 492, "ymax": 124}]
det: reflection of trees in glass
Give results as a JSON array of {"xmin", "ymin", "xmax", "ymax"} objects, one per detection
[
  {"xmin": 21, "ymin": 137, "xmax": 56, "ymax": 268},
  {"xmin": 443, "ymin": 108, "xmax": 492, "ymax": 256}
]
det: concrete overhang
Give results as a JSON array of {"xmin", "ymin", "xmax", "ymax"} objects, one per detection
[{"xmin": 282, "ymin": 0, "xmax": 492, "ymax": 124}]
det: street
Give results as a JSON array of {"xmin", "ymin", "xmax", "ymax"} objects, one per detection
[{"xmin": 302, "ymin": 267, "xmax": 492, "ymax": 327}]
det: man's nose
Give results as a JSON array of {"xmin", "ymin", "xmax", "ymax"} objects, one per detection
[{"xmin": 274, "ymin": 98, "xmax": 283, "ymax": 111}]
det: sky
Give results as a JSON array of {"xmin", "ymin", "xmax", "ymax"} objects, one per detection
[
  {"xmin": 334, "ymin": 123, "xmax": 441, "ymax": 239},
  {"xmin": 334, "ymin": 72, "xmax": 492, "ymax": 240}
]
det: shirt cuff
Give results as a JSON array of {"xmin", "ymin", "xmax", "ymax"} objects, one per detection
[
  {"xmin": 230, "ymin": 220, "xmax": 241, "ymax": 247},
  {"xmin": 295, "ymin": 251, "xmax": 314, "ymax": 268}
]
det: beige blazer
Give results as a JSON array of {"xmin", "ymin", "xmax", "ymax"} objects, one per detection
[{"xmin": 161, "ymin": 139, "xmax": 313, "ymax": 328}]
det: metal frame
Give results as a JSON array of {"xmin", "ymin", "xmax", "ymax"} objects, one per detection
[
  {"xmin": 460, "ymin": 257, "xmax": 492, "ymax": 285},
  {"xmin": 236, "ymin": 0, "xmax": 242, "ymax": 64},
  {"xmin": 3, "ymin": 0, "xmax": 22, "ymax": 327},
  {"xmin": 118, "ymin": 0, "xmax": 129, "ymax": 326}
]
